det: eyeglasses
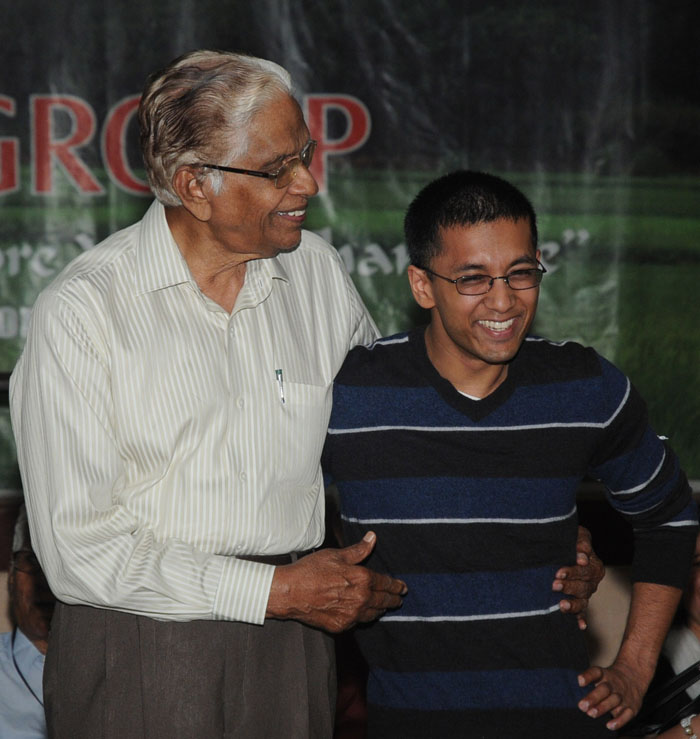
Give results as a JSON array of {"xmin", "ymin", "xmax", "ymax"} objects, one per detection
[
  {"xmin": 199, "ymin": 139, "xmax": 317, "ymax": 189},
  {"xmin": 421, "ymin": 261, "xmax": 547, "ymax": 296}
]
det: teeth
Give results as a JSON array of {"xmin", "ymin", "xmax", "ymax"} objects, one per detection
[
  {"xmin": 279, "ymin": 209, "xmax": 305, "ymax": 216},
  {"xmin": 480, "ymin": 318, "xmax": 515, "ymax": 331}
]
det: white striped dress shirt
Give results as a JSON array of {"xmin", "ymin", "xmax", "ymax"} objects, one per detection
[{"xmin": 10, "ymin": 200, "xmax": 377, "ymax": 625}]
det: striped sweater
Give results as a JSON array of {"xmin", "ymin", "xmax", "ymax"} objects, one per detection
[{"xmin": 323, "ymin": 327, "xmax": 697, "ymax": 738}]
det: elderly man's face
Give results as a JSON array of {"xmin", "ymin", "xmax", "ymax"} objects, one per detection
[
  {"xmin": 206, "ymin": 94, "xmax": 319, "ymax": 259},
  {"xmin": 9, "ymin": 550, "xmax": 55, "ymax": 655}
]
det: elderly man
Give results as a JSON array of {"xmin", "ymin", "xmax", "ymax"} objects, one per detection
[
  {"xmin": 0, "ymin": 505, "xmax": 54, "ymax": 738},
  {"xmin": 10, "ymin": 50, "xmax": 407, "ymax": 738},
  {"xmin": 323, "ymin": 170, "xmax": 698, "ymax": 737},
  {"xmin": 11, "ymin": 53, "xmax": 600, "ymax": 738}
]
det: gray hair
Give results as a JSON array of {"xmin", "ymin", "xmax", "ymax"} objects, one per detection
[{"xmin": 138, "ymin": 50, "xmax": 293, "ymax": 206}]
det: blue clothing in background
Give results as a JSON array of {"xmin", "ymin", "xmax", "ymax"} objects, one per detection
[{"xmin": 0, "ymin": 628, "xmax": 46, "ymax": 739}]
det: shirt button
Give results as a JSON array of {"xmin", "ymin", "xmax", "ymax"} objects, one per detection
[
  {"xmin": 237, "ymin": 397, "xmax": 245, "ymax": 409},
  {"xmin": 240, "ymin": 471, "xmax": 247, "ymax": 481}
]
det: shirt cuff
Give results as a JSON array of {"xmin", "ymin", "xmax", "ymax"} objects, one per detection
[{"xmin": 212, "ymin": 556, "xmax": 276, "ymax": 624}]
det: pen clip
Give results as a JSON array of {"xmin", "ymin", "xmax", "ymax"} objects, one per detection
[{"xmin": 275, "ymin": 368, "xmax": 285, "ymax": 405}]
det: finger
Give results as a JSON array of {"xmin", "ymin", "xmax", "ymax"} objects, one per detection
[
  {"xmin": 584, "ymin": 690, "xmax": 622, "ymax": 719},
  {"xmin": 577, "ymin": 614, "xmax": 588, "ymax": 630},
  {"xmin": 558, "ymin": 596, "xmax": 588, "ymax": 615},
  {"xmin": 337, "ymin": 531, "xmax": 377, "ymax": 565},
  {"xmin": 374, "ymin": 577, "xmax": 408, "ymax": 597},
  {"xmin": 576, "ymin": 525, "xmax": 593, "ymax": 550},
  {"xmin": 577, "ymin": 666, "xmax": 604, "ymax": 688},
  {"xmin": 607, "ymin": 706, "xmax": 635, "ymax": 731},
  {"xmin": 557, "ymin": 576, "xmax": 596, "ymax": 599},
  {"xmin": 355, "ymin": 598, "xmax": 402, "ymax": 623},
  {"xmin": 368, "ymin": 568, "xmax": 408, "ymax": 594},
  {"xmin": 555, "ymin": 564, "xmax": 595, "ymax": 582},
  {"xmin": 578, "ymin": 683, "xmax": 612, "ymax": 715}
]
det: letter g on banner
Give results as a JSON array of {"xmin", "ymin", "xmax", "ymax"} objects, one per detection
[{"xmin": 304, "ymin": 94, "xmax": 371, "ymax": 195}]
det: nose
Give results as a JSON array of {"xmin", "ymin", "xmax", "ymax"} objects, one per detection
[
  {"xmin": 288, "ymin": 160, "xmax": 319, "ymax": 197},
  {"xmin": 483, "ymin": 277, "xmax": 515, "ymax": 312}
]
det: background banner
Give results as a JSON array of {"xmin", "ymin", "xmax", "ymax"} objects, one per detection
[{"xmin": 1, "ymin": 0, "xmax": 698, "ymax": 486}]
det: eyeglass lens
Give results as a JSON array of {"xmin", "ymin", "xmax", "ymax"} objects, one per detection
[
  {"xmin": 275, "ymin": 140, "xmax": 316, "ymax": 188},
  {"xmin": 456, "ymin": 269, "xmax": 543, "ymax": 295}
]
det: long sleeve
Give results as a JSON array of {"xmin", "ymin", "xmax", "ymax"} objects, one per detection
[
  {"xmin": 11, "ymin": 287, "xmax": 275, "ymax": 624},
  {"xmin": 589, "ymin": 355, "xmax": 698, "ymax": 588}
]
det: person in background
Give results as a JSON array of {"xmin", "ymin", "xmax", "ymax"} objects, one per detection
[{"xmin": 0, "ymin": 504, "xmax": 54, "ymax": 739}]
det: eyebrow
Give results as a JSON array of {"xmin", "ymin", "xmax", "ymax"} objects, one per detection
[
  {"xmin": 258, "ymin": 152, "xmax": 288, "ymax": 170},
  {"xmin": 257, "ymin": 138, "xmax": 311, "ymax": 171},
  {"xmin": 453, "ymin": 255, "xmax": 538, "ymax": 273}
]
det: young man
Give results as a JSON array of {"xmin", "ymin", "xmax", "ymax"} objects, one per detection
[{"xmin": 323, "ymin": 171, "xmax": 698, "ymax": 737}]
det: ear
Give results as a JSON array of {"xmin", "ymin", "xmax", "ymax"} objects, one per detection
[
  {"xmin": 172, "ymin": 167, "xmax": 213, "ymax": 222},
  {"xmin": 407, "ymin": 265, "xmax": 436, "ymax": 310}
]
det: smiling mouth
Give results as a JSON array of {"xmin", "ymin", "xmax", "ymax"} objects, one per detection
[
  {"xmin": 478, "ymin": 318, "xmax": 516, "ymax": 332},
  {"xmin": 277, "ymin": 209, "xmax": 306, "ymax": 217}
]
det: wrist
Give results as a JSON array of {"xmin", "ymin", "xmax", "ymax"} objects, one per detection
[{"xmin": 265, "ymin": 565, "xmax": 292, "ymax": 619}]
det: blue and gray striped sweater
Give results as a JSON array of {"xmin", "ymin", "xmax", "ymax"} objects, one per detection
[{"xmin": 323, "ymin": 327, "xmax": 697, "ymax": 738}]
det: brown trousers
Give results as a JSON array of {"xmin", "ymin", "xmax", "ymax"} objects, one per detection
[{"xmin": 44, "ymin": 602, "xmax": 336, "ymax": 739}]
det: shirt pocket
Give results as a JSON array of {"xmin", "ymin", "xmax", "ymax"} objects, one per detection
[{"xmin": 271, "ymin": 322, "xmax": 331, "ymax": 389}]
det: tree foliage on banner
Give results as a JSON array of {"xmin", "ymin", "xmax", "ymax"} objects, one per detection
[{"xmin": 0, "ymin": 0, "xmax": 698, "ymax": 479}]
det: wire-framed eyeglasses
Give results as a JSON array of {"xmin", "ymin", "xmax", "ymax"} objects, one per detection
[
  {"xmin": 198, "ymin": 139, "xmax": 317, "ymax": 189},
  {"xmin": 421, "ymin": 261, "xmax": 547, "ymax": 296}
]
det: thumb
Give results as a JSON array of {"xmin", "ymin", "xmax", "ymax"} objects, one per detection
[{"xmin": 338, "ymin": 531, "xmax": 376, "ymax": 565}]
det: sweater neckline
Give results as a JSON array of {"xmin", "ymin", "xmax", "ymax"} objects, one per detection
[{"xmin": 408, "ymin": 325, "xmax": 519, "ymax": 420}]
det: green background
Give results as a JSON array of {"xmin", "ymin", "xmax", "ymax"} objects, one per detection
[{"xmin": 1, "ymin": 0, "xmax": 698, "ymax": 480}]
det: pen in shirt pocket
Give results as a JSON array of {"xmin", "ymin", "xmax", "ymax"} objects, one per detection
[{"xmin": 275, "ymin": 368, "xmax": 286, "ymax": 404}]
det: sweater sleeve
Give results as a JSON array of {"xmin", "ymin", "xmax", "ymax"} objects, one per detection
[{"xmin": 588, "ymin": 355, "xmax": 698, "ymax": 589}]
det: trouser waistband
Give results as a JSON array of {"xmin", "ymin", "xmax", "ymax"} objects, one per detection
[{"xmin": 237, "ymin": 550, "xmax": 313, "ymax": 566}]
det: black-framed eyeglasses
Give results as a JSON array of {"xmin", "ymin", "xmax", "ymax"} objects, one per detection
[
  {"xmin": 198, "ymin": 139, "xmax": 317, "ymax": 189},
  {"xmin": 421, "ymin": 261, "xmax": 547, "ymax": 296}
]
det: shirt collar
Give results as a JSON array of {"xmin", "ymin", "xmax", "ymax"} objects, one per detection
[
  {"xmin": 133, "ymin": 200, "xmax": 292, "ymax": 295},
  {"xmin": 133, "ymin": 200, "xmax": 193, "ymax": 295}
]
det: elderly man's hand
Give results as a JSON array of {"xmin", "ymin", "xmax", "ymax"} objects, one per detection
[
  {"xmin": 266, "ymin": 531, "xmax": 407, "ymax": 633},
  {"xmin": 552, "ymin": 525, "xmax": 605, "ymax": 629}
]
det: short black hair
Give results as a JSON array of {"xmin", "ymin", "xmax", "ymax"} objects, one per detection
[{"xmin": 404, "ymin": 170, "xmax": 538, "ymax": 268}]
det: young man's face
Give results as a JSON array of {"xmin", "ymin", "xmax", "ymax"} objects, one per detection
[{"xmin": 414, "ymin": 217, "xmax": 540, "ymax": 374}]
